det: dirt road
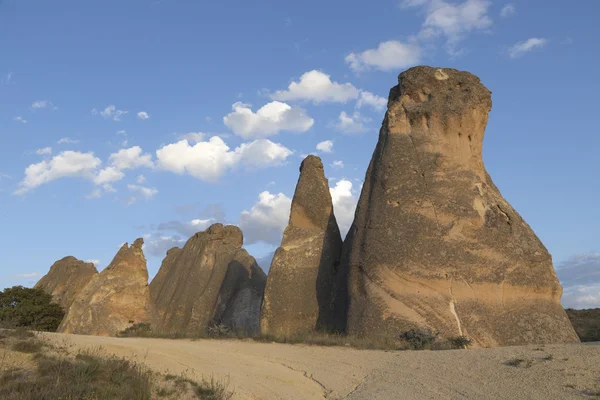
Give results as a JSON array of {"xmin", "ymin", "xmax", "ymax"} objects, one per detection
[{"xmin": 42, "ymin": 333, "xmax": 600, "ymax": 399}]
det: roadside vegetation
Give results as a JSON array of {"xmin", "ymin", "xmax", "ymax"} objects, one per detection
[
  {"xmin": 0, "ymin": 286, "xmax": 64, "ymax": 332},
  {"xmin": 118, "ymin": 322, "xmax": 473, "ymax": 351},
  {"xmin": 0, "ymin": 328, "xmax": 233, "ymax": 399}
]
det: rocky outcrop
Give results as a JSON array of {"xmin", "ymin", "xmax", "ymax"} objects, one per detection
[
  {"xmin": 340, "ymin": 66, "xmax": 579, "ymax": 346},
  {"xmin": 212, "ymin": 249, "xmax": 267, "ymax": 335},
  {"xmin": 151, "ymin": 223, "xmax": 266, "ymax": 335},
  {"xmin": 34, "ymin": 256, "xmax": 98, "ymax": 311},
  {"xmin": 260, "ymin": 155, "xmax": 342, "ymax": 336},
  {"xmin": 58, "ymin": 239, "xmax": 155, "ymax": 336}
]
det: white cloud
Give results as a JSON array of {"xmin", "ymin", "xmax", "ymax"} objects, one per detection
[
  {"xmin": 345, "ymin": 40, "xmax": 421, "ymax": 72},
  {"xmin": 85, "ymin": 259, "xmax": 100, "ymax": 267},
  {"xmin": 1, "ymin": 72, "xmax": 12, "ymax": 85},
  {"xmin": 179, "ymin": 132, "xmax": 206, "ymax": 143},
  {"xmin": 271, "ymin": 70, "xmax": 359, "ymax": 103},
  {"xmin": 127, "ymin": 184, "xmax": 158, "ymax": 205},
  {"xmin": 57, "ymin": 137, "xmax": 79, "ymax": 144},
  {"xmin": 137, "ymin": 111, "xmax": 150, "ymax": 120},
  {"xmin": 403, "ymin": 0, "xmax": 492, "ymax": 52},
  {"xmin": 331, "ymin": 160, "xmax": 344, "ymax": 169},
  {"xmin": 157, "ymin": 218, "xmax": 215, "ymax": 238},
  {"xmin": 356, "ymin": 91, "xmax": 387, "ymax": 111},
  {"xmin": 31, "ymin": 100, "xmax": 54, "ymax": 109},
  {"xmin": 108, "ymin": 146, "xmax": 154, "ymax": 170},
  {"xmin": 143, "ymin": 235, "xmax": 186, "ymax": 257},
  {"xmin": 333, "ymin": 111, "xmax": 369, "ymax": 134},
  {"xmin": 136, "ymin": 174, "xmax": 146, "ymax": 184},
  {"xmin": 92, "ymin": 105, "xmax": 128, "ymax": 121},
  {"xmin": 500, "ymin": 3, "xmax": 516, "ymax": 17},
  {"xmin": 93, "ymin": 166, "xmax": 125, "ymax": 185},
  {"xmin": 330, "ymin": 179, "xmax": 358, "ymax": 238},
  {"xmin": 223, "ymin": 101, "xmax": 314, "ymax": 139},
  {"xmin": 15, "ymin": 151, "xmax": 101, "ymax": 194},
  {"xmin": 117, "ymin": 130, "xmax": 127, "ymax": 135},
  {"xmin": 556, "ymin": 253, "xmax": 600, "ymax": 309},
  {"xmin": 508, "ymin": 38, "xmax": 547, "ymax": 58},
  {"xmin": 93, "ymin": 146, "xmax": 153, "ymax": 186},
  {"xmin": 36, "ymin": 147, "xmax": 52, "ymax": 156},
  {"xmin": 156, "ymin": 136, "xmax": 293, "ymax": 181},
  {"xmin": 14, "ymin": 116, "xmax": 27, "ymax": 124},
  {"xmin": 316, "ymin": 140, "xmax": 334, "ymax": 153},
  {"xmin": 239, "ymin": 191, "xmax": 292, "ymax": 245}
]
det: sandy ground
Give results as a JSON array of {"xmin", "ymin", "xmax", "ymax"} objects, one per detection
[{"xmin": 42, "ymin": 333, "xmax": 600, "ymax": 400}]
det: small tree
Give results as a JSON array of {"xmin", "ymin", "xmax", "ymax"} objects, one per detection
[{"xmin": 0, "ymin": 286, "xmax": 65, "ymax": 331}]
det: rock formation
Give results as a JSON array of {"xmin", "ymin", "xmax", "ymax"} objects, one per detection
[
  {"xmin": 34, "ymin": 256, "xmax": 98, "ymax": 311},
  {"xmin": 260, "ymin": 155, "xmax": 342, "ymax": 336},
  {"xmin": 150, "ymin": 223, "xmax": 266, "ymax": 335},
  {"xmin": 340, "ymin": 66, "xmax": 579, "ymax": 346},
  {"xmin": 211, "ymin": 249, "xmax": 267, "ymax": 335},
  {"xmin": 58, "ymin": 239, "xmax": 155, "ymax": 336}
]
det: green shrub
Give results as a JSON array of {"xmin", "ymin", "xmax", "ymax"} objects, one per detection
[
  {"xmin": 0, "ymin": 286, "xmax": 65, "ymax": 332},
  {"xmin": 118, "ymin": 322, "xmax": 153, "ymax": 337},
  {"xmin": 11, "ymin": 339, "xmax": 44, "ymax": 354},
  {"xmin": 448, "ymin": 335, "xmax": 472, "ymax": 349},
  {"xmin": 399, "ymin": 328, "xmax": 439, "ymax": 350}
]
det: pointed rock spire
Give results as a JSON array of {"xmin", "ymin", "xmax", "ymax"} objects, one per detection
[
  {"xmin": 260, "ymin": 155, "xmax": 342, "ymax": 336},
  {"xmin": 341, "ymin": 66, "xmax": 579, "ymax": 346},
  {"xmin": 58, "ymin": 239, "xmax": 155, "ymax": 336}
]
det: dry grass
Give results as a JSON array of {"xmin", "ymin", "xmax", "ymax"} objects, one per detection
[{"xmin": 0, "ymin": 329, "xmax": 233, "ymax": 400}]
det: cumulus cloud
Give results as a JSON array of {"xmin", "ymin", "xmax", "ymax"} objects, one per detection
[
  {"xmin": 92, "ymin": 105, "xmax": 128, "ymax": 121},
  {"xmin": 31, "ymin": 100, "xmax": 56, "ymax": 109},
  {"xmin": 15, "ymin": 151, "xmax": 101, "ymax": 194},
  {"xmin": 36, "ymin": 147, "xmax": 52, "ymax": 156},
  {"xmin": 143, "ymin": 235, "xmax": 186, "ymax": 257},
  {"xmin": 126, "ymin": 184, "xmax": 158, "ymax": 205},
  {"xmin": 58, "ymin": 137, "xmax": 79, "ymax": 144},
  {"xmin": 356, "ymin": 91, "xmax": 387, "ymax": 111},
  {"xmin": 239, "ymin": 191, "xmax": 292, "ymax": 245},
  {"xmin": 333, "ymin": 111, "xmax": 369, "ymax": 134},
  {"xmin": 157, "ymin": 218, "xmax": 214, "ymax": 238},
  {"xmin": 136, "ymin": 174, "xmax": 146, "ymax": 184},
  {"xmin": 508, "ymin": 38, "xmax": 547, "ymax": 58},
  {"xmin": 316, "ymin": 140, "xmax": 334, "ymax": 153},
  {"xmin": 331, "ymin": 160, "xmax": 344, "ymax": 169},
  {"xmin": 402, "ymin": 0, "xmax": 493, "ymax": 52},
  {"xmin": 137, "ymin": 111, "xmax": 150, "ymax": 120},
  {"xmin": 556, "ymin": 253, "xmax": 600, "ymax": 309},
  {"xmin": 345, "ymin": 40, "xmax": 421, "ymax": 72},
  {"xmin": 330, "ymin": 179, "xmax": 358, "ymax": 237},
  {"xmin": 14, "ymin": 116, "xmax": 27, "ymax": 124},
  {"xmin": 500, "ymin": 3, "xmax": 516, "ymax": 17},
  {"xmin": 223, "ymin": 101, "xmax": 314, "ymax": 139},
  {"xmin": 94, "ymin": 146, "xmax": 154, "ymax": 185},
  {"xmin": 179, "ymin": 132, "xmax": 206, "ymax": 143},
  {"xmin": 85, "ymin": 259, "xmax": 101, "ymax": 267},
  {"xmin": 156, "ymin": 136, "xmax": 293, "ymax": 182},
  {"xmin": 271, "ymin": 70, "xmax": 359, "ymax": 103}
]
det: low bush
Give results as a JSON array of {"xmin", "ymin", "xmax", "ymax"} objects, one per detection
[
  {"xmin": 0, "ymin": 286, "xmax": 65, "ymax": 332},
  {"xmin": 11, "ymin": 339, "xmax": 44, "ymax": 354},
  {"xmin": 399, "ymin": 328, "xmax": 439, "ymax": 350},
  {"xmin": 118, "ymin": 322, "xmax": 153, "ymax": 338}
]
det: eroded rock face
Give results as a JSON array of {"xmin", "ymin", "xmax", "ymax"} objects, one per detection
[
  {"xmin": 212, "ymin": 249, "xmax": 267, "ymax": 336},
  {"xmin": 150, "ymin": 223, "xmax": 253, "ymax": 335},
  {"xmin": 260, "ymin": 155, "xmax": 342, "ymax": 336},
  {"xmin": 34, "ymin": 256, "xmax": 98, "ymax": 311},
  {"xmin": 58, "ymin": 239, "xmax": 155, "ymax": 336},
  {"xmin": 341, "ymin": 66, "xmax": 579, "ymax": 346}
]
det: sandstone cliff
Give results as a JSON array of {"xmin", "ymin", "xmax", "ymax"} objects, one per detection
[
  {"xmin": 34, "ymin": 256, "xmax": 98, "ymax": 311},
  {"xmin": 261, "ymin": 155, "xmax": 342, "ymax": 336},
  {"xmin": 58, "ymin": 239, "xmax": 155, "ymax": 336},
  {"xmin": 340, "ymin": 66, "xmax": 579, "ymax": 346}
]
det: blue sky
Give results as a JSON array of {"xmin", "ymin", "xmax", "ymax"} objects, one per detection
[{"xmin": 1, "ymin": 0, "xmax": 598, "ymax": 308}]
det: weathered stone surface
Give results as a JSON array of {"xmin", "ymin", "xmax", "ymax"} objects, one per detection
[
  {"xmin": 212, "ymin": 249, "xmax": 267, "ymax": 335},
  {"xmin": 340, "ymin": 66, "xmax": 579, "ymax": 346},
  {"xmin": 34, "ymin": 256, "xmax": 98, "ymax": 311},
  {"xmin": 260, "ymin": 155, "xmax": 342, "ymax": 336},
  {"xmin": 58, "ymin": 239, "xmax": 155, "ymax": 336},
  {"xmin": 150, "ymin": 223, "xmax": 249, "ymax": 334}
]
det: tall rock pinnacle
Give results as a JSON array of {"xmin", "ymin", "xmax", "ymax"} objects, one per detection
[
  {"xmin": 260, "ymin": 155, "xmax": 343, "ymax": 336},
  {"xmin": 58, "ymin": 238, "xmax": 155, "ymax": 336},
  {"xmin": 341, "ymin": 66, "xmax": 579, "ymax": 346}
]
